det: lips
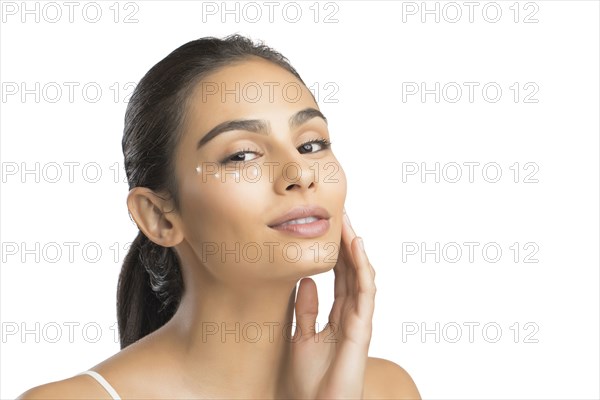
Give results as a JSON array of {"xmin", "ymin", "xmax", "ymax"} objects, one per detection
[
  {"xmin": 276, "ymin": 216, "xmax": 321, "ymax": 227},
  {"xmin": 267, "ymin": 206, "xmax": 331, "ymax": 238},
  {"xmin": 267, "ymin": 206, "xmax": 330, "ymax": 228}
]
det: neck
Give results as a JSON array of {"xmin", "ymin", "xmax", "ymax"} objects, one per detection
[{"xmin": 162, "ymin": 266, "xmax": 299, "ymax": 398}]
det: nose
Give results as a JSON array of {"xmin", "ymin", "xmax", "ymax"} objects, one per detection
[{"xmin": 273, "ymin": 153, "xmax": 317, "ymax": 195}]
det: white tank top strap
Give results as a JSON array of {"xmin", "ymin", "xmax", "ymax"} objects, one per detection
[{"xmin": 78, "ymin": 370, "xmax": 122, "ymax": 400}]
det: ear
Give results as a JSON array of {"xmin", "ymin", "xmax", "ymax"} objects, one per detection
[{"xmin": 126, "ymin": 187, "xmax": 184, "ymax": 247}]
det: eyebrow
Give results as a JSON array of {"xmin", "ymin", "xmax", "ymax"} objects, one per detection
[{"xmin": 196, "ymin": 107, "xmax": 327, "ymax": 149}]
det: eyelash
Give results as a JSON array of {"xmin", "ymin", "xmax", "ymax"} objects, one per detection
[{"xmin": 221, "ymin": 138, "xmax": 332, "ymax": 164}]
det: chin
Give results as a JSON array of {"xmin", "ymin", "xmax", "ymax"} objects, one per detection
[
  {"xmin": 302, "ymin": 260, "xmax": 337, "ymax": 277},
  {"xmin": 280, "ymin": 239, "xmax": 340, "ymax": 279}
]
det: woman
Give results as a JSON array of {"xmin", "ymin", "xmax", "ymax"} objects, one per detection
[{"xmin": 19, "ymin": 34, "xmax": 420, "ymax": 399}]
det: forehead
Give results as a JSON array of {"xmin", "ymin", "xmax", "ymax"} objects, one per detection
[{"xmin": 184, "ymin": 57, "xmax": 318, "ymax": 134}]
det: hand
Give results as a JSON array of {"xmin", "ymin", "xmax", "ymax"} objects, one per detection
[{"xmin": 287, "ymin": 210, "xmax": 376, "ymax": 399}]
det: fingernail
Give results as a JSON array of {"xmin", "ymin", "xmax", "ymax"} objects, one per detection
[
  {"xmin": 344, "ymin": 212, "xmax": 352, "ymax": 227},
  {"xmin": 358, "ymin": 237, "xmax": 365, "ymax": 251}
]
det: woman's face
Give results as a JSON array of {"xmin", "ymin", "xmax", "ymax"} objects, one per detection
[{"xmin": 173, "ymin": 57, "xmax": 347, "ymax": 285}]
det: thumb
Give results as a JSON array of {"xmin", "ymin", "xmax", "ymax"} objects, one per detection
[{"xmin": 294, "ymin": 278, "xmax": 319, "ymax": 341}]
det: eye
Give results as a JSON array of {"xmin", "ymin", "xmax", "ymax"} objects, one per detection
[
  {"xmin": 298, "ymin": 138, "xmax": 332, "ymax": 154},
  {"xmin": 221, "ymin": 148, "xmax": 261, "ymax": 164}
]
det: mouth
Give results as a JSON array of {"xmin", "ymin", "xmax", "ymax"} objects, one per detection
[{"xmin": 268, "ymin": 206, "xmax": 331, "ymax": 238}]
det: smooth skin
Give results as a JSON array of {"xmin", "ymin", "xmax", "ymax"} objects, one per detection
[{"xmin": 18, "ymin": 58, "xmax": 420, "ymax": 399}]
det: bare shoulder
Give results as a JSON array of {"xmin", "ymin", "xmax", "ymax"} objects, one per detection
[
  {"xmin": 363, "ymin": 357, "xmax": 421, "ymax": 400},
  {"xmin": 17, "ymin": 374, "xmax": 113, "ymax": 400}
]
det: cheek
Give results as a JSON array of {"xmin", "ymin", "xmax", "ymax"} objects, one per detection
[
  {"xmin": 319, "ymin": 158, "xmax": 347, "ymax": 205},
  {"xmin": 326, "ymin": 160, "xmax": 347, "ymax": 242},
  {"xmin": 179, "ymin": 168, "xmax": 270, "ymax": 239}
]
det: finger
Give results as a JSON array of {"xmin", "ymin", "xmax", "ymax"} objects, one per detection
[
  {"xmin": 333, "ymin": 209, "xmax": 356, "ymax": 299},
  {"xmin": 369, "ymin": 263, "xmax": 376, "ymax": 280},
  {"xmin": 342, "ymin": 211, "xmax": 358, "ymax": 295},
  {"xmin": 294, "ymin": 278, "xmax": 319, "ymax": 341},
  {"xmin": 342, "ymin": 208, "xmax": 357, "ymax": 244},
  {"xmin": 329, "ymin": 259, "xmax": 346, "ymax": 325},
  {"xmin": 329, "ymin": 210, "xmax": 354, "ymax": 325},
  {"xmin": 333, "ymin": 235, "xmax": 347, "ymax": 300},
  {"xmin": 351, "ymin": 237, "xmax": 376, "ymax": 318}
]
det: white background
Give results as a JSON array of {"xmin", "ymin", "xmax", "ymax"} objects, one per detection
[{"xmin": 1, "ymin": 1, "xmax": 599, "ymax": 399}]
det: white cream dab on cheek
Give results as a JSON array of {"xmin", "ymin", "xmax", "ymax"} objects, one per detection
[{"xmin": 195, "ymin": 164, "xmax": 246, "ymax": 181}]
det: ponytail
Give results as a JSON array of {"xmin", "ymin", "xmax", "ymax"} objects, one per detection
[{"xmin": 116, "ymin": 231, "xmax": 183, "ymax": 349}]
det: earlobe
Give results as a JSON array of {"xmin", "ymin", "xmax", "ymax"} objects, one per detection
[{"xmin": 126, "ymin": 187, "xmax": 184, "ymax": 247}]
